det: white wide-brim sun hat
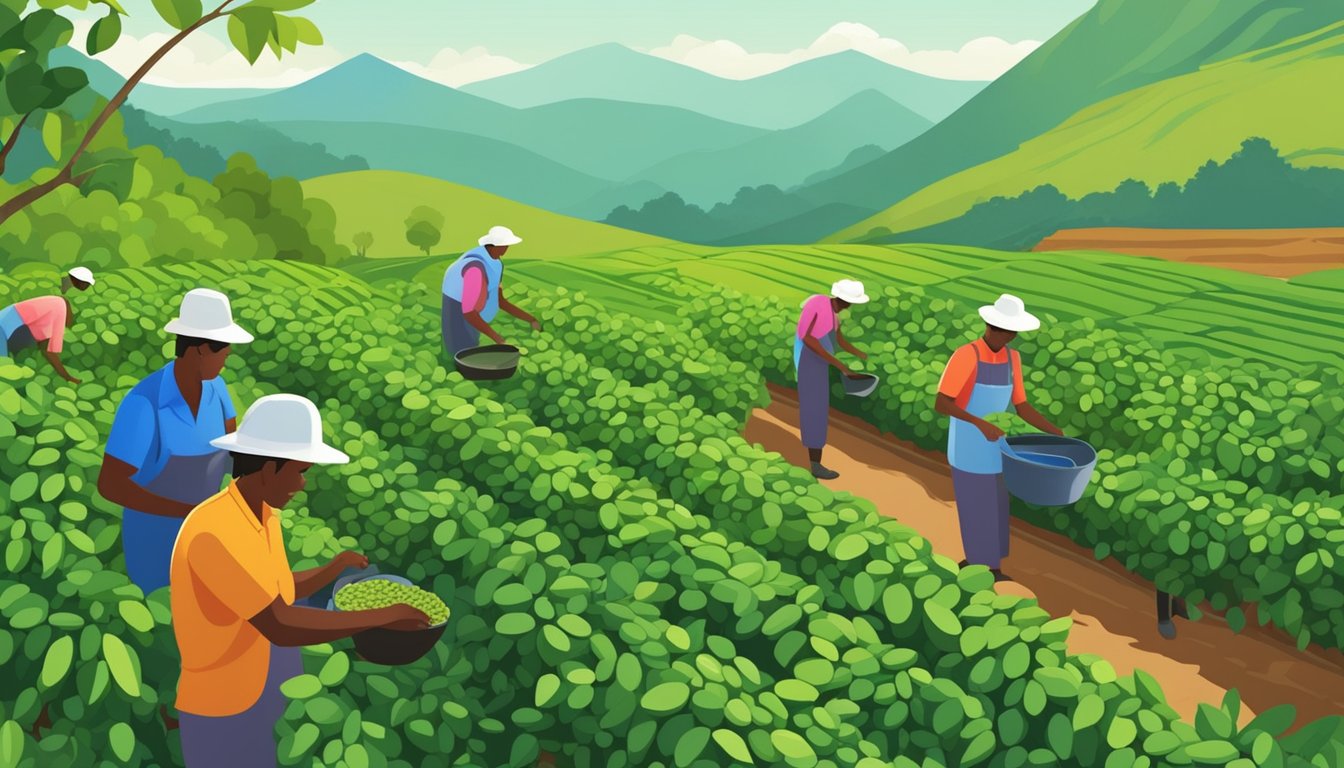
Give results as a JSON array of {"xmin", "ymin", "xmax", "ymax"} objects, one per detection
[
  {"xmin": 211, "ymin": 394, "xmax": 350, "ymax": 464},
  {"xmin": 164, "ymin": 288, "xmax": 254, "ymax": 345},
  {"xmin": 479, "ymin": 226, "xmax": 522, "ymax": 247},
  {"xmin": 830, "ymin": 279, "xmax": 870, "ymax": 304},
  {"xmin": 68, "ymin": 266, "xmax": 95, "ymax": 285},
  {"xmin": 979, "ymin": 293, "xmax": 1040, "ymax": 332}
]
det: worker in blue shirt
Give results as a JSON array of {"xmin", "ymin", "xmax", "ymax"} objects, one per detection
[{"xmin": 98, "ymin": 289, "xmax": 254, "ymax": 594}]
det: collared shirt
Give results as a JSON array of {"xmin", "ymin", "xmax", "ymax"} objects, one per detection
[
  {"xmin": 14, "ymin": 296, "xmax": 68, "ymax": 353},
  {"xmin": 170, "ymin": 481, "xmax": 295, "ymax": 716},
  {"xmin": 105, "ymin": 362, "xmax": 236, "ymax": 490},
  {"xmin": 937, "ymin": 338, "xmax": 1027, "ymax": 409}
]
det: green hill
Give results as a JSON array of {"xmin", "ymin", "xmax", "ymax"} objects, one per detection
[
  {"xmin": 626, "ymin": 90, "xmax": 930, "ymax": 206},
  {"xmin": 463, "ymin": 45, "xmax": 984, "ymax": 128},
  {"xmin": 793, "ymin": 0, "xmax": 1343, "ymax": 219},
  {"xmin": 838, "ymin": 20, "xmax": 1344, "ymax": 239},
  {"xmin": 302, "ymin": 171, "xmax": 671, "ymax": 260},
  {"xmin": 270, "ymin": 121, "xmax": 613, "ymax": 212}
]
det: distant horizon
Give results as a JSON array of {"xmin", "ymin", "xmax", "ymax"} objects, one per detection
[{"xmin": 129, "ymin": 44, "xmax": 995, "ymax": 94}]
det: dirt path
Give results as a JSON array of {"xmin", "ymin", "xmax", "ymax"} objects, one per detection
[
  {"xmin": 1033, "ymin": 227, "xmax": 1344, "ymax": 278},
  {"xmin": 745, "ymin": 386, "xmax": 1344, "ymax": 728}
]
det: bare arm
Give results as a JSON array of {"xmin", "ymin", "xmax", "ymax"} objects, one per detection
[
  {"xmin": 293, "ymin": 551, "xmax": 368, "ymax": 601},
  {"xmin": 499, "ymin": 290, "xmax": 540, "ymax": 330},
  {"xmin": 249, "ymin": 598, "xmax": 430, "ymax": 648},
  {"xmin": 98, "ymin": 455, "xmax": 195, "ymax": 518},
  {"xmin": 1015, "ymin": 402, "xmax": 1063, "ymax": 436},
  {"xmin": 42, "ymin": 349, "xmax": 80, "ymax": 384},
  {"xmin": 935, "ymin": 393, "xmax": 1005, "ymax": 442},
  {"xmin": 835, "ymin": 327, "xmax": 866, "ymax": 360}
]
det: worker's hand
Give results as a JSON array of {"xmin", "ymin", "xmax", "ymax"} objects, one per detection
[
  {"xmin": 333, "ymin": 550, "xmax": 369, "ymax": 571},
  {"xmin": 855, "ymin": 349, "xmax": 869, "ymax": 361},
  {"xmin": 377, "ymin": 604, "xmax": 432, "ymax": 632},
  {"xmin": 64, "ymin": 375, "xmax": 82, "ymax": 385},
  {"xmin": 529, "ymin": 319, "xmax": 542, "ymax": 332},
  {"xmin": 978, "ymin": 422, "xmax": 1006, "ymax": 442}
]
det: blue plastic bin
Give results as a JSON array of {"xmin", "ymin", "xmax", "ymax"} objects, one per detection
[{"xmin": 1000, "ymin": 434, "xmax": 1097, "ymax": 506}]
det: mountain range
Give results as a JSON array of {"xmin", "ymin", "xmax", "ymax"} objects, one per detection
[{"xmin": 461, "ymin": 44, "xmax": 984, "ymax": 128}]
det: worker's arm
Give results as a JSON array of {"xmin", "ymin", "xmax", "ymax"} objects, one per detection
[
  {"xmin": 461, "ymin": 263, "xmax": 506, "ymax": 344},
  {"xmin": 801, "ymin": 315, "xmax": 860, "ymax": 376},
  {"xmin": 835, "ymin": 327, "xmax": 867, "ymax": 361},
  {"xmin": 293, "ymin": 551, "xmax": 369, "ymax": 601},
  {"xmin": 225, "ymin": 417, "xmax": 237, "ymax": 433},
  {"xmin": 499, "ymin": 290, "xmax": 541, "ymax": 331},
  {"xmin": 250, "ymin": 598, "xmax": 430, "ymax": 647},
  {"xmin": 42, "ymin": 349, "xmax": 80, "ymax": 384},
  {"xmin": 98, "ymin": 456, "xmax": 196, "ymax": 518},
  {"xmin": 1014, "ymin": 402, "xmax": 1064, "ymax": 436},
  {"xmin": 935, "ymin": 393, "xmax": 1005, "ymax": 442}
]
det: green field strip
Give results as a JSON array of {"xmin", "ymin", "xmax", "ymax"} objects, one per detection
[
  {"xmin": 797, "ymin": 247, "xmax": 973, "ymax": 284},
  {"xmin": 933, "ymin": 268, "xmax": 1152, "ymax": 318},
  {"xmin": 1161, "ymin": 296, "xmax": 1343, "ymax": 343},
  {"xmin": 673, "ymin": 260, "xmax": 818, "ymax": 298},
  {"xmin": 1004, "ymin": 260, "xmax": 1184, "ymax": 306}
]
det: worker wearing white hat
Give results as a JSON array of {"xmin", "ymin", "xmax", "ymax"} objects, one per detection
[
  {"xmin": 0, "ymin": 266, "xmax": 95, "ymax": 382},
  {"xmin": 100, "ymin": 288, "xmax": 256, "ymax": 594},
  {"xmin": 439, "ymin": 225, "xmax": 541, "ymax": 367},
  {"xmin": 170, "ymin": 394, "xmax": 428, "ymax": 766},
  {"xmin": 794, "ymin": 279, "xmax": 871, "ymax": 479},
  {"xmin": 934, "ymin": 294, "xmax": 1063, "ymax": 582}
]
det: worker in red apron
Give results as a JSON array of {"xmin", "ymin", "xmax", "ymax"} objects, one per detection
[{"xmin": 934, "ymin": 294, "xmax": 1062, "ymax": 582}]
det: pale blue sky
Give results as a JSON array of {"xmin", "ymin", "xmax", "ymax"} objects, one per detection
[{"xmin": 99, "ymin": 0, "xmax": 1097, "ymax": 87}]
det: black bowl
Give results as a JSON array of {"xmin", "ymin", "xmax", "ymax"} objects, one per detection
[
  {"xmin": 351, "ymin": 623, "xmax": 447, "ymax": 665},
  {"xmin": 454, "ymin": 343, "xmax": 521, "ymax": 380}
]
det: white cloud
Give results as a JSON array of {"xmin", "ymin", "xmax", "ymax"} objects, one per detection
[
  {"xmin": 648, "ymin": 22, "xmax": 1040, "ymax": 81},
  {"xmin": 71, "ymin": 19, "xmax": 344, "ymax": 88},
  {"xmin": 392, "ymin": 47, "xmax": 529, "ymax": 87}
]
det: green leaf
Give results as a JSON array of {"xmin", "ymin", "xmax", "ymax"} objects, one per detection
[
  {"xmin": 674, "ymin": 727, "xmax": 709, "ymax": 767},
  {"xmin": 0, "ymin": 720, "xmax": 23, "ymax": 768},
  {"xmin": 290, "ymin": 16, "xmax": 321, "ymax": 45},
  {"xmin": 1073, "ymin": 693, "xmax": 1105, "ymax": 731},
  {"xmin": 640, "ymin": 682, "xmax": 689, "ymax": 713},
  {"xmin": 242, "ymin": 0, "xmax": 316, "ymax": 9},
  {"xmin": 108, "ymin": 722, "xmax": 135, "ymax": 762},
  {"xmin": 882, "ymin": 583, "xmax": 913, "ymax": 625},
  {"xmin": 117, "ymin": 601, "xmax": 154, "ymax": 633},
  {"xmin": 86, "ymin": 7, "xmax": 121, "ymax": 55},
  {"xmin": 961, "ymin": 730, "xmax": 997, "ymax": 766},
  {"xmin": 535, "ymin": 673, "xmax": 561, "ymax": 707},
  {"xmin": 923, "ymin": 601, "xmax": 962, "ymax": 636},
  {"xmin": 317, "ymin": 652, "xmax": 349, "ymax": 686},
  {"xmin": 101, "ymin": 634, "xmax": 141, "ymax": 698},
  {"xmin": 1106, "ymin": 716, "xmax": 1137, "ymax": 749},
  {"xmin": 227, "ymin": 7, "xmax": 276, "ymax": 64},
  {"xmin": 152, "ymin": 0, "xmax": 203, "ymax": 31},
  {"xmin": 39, "ymin": 636, "xmax": 73, "ymax": 689},
  {"xmin": 833, "ymin": 533, "xmax": 869, "ymax": 561},
  {"xmin": 713, "ymin": 729, "xmax": 753, "ymax": 764},
  {"xmin": 280, "ymin": 674, "xmax": 321, "ymax": 699},
  {"xmin": 770, "ymin": 729, "xmax": 815, "ymax": 761},
  {"xmin": 1185, "ymin": 740, "xmax": 1239, "ymax": 763}
]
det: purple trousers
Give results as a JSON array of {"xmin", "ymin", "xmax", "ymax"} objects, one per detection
[
  {"xmin": 951, "ymin": 469, "xmax": 1011, "ymax": 569},
  {"xmin": 797, "ymin": 344, "xmax": 831, "ymax": 449},
  {"xmin": 178, "ymin": 645, "xmax": 303, "ymax": 767}
]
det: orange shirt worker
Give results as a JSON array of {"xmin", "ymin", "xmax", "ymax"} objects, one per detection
[{"xmin": 170, "ymin": 394, "xmax": 429, "ymax": 767}]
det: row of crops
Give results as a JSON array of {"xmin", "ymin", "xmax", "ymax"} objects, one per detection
[
  {"xmin": 676, "ymin": 282, "xmax": 1344, "ymax": 653},
  {"xmin": 2, "ymin": 260, "xmax": 1343, "ymax": 767}
]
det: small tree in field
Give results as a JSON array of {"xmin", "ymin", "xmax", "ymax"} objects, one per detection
[
  {"xmin": 405, "ymin": 206, "xmax": 442, "ymax": 256},
  {"xmin": 0, "ymin": 0, "xmax": 327, "ymax": 230},
  {"xmin": 353, "ymin": 231, "xmax": 373, "ymax": 257}
]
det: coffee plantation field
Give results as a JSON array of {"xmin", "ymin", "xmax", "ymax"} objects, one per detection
[{"xmin": 4, "ymin": 259, "xmax": 1344, "ymax": 767}]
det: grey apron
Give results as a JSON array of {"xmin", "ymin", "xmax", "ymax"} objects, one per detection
[
  {"xmin": 179, "ymin": 645, "xmax": 304, "ymax": 767},
  {"xmin": 796, "ymin": 331, "xmax": 837, "ymax": 450}
]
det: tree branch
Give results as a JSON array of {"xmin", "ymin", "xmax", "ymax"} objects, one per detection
[
  {"xmin": 0, "ymin": 0, "xmax": 241, "ymax": 229},
  {"xmin": 0, "ymin": 112, "xmax": 32, "ymax": 174}
]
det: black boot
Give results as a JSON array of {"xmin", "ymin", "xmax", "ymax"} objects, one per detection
[
  {"xmin": 810, "ymin": 462, "xmax": 839, "ymax": 480},
  {"xmin": 1157, "ymin": 590, "xmax": 1177, "ymax": 639}
]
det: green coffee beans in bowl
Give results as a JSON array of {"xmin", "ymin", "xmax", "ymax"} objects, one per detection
[{"xmin": 328, "ymin": 575, "xmax": 449, "ymax": 665}]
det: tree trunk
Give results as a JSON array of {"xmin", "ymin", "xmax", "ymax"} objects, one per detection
[{"xmin": 0, "ymin": 1, "xmax": 238, "ymax": 231}]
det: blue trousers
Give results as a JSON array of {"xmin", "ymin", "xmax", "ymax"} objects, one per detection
[{"xmin": 951, "ymin": 469, "xmax": 1011, "ymax": 569}]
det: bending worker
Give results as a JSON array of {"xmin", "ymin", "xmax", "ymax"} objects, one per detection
[
  {"xmin": 171, "ymin": 394, "xmax": 429, "ymax": 767},
  {"xmin": 440, "ymin": 225, "xmax": 541, "ymax": 364},
  {"xmin": 0, "ymin": 266, "xmax": 95, "ymax": 382},
  {"xmin": 794, "ymin": 279, "xmax": 869, "ymax": 480},
  {"xmin": 934, "ymin": 294, "xmax": 1062, "ymax": 582},
  {"xmin": 99, "ymin": 289, "xmax": 253, "ymax": 594}
]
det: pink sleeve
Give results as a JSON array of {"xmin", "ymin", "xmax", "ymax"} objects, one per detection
[{"xmin": 460, "ymin": 265, "xmax": 485, "ymax": 314}]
